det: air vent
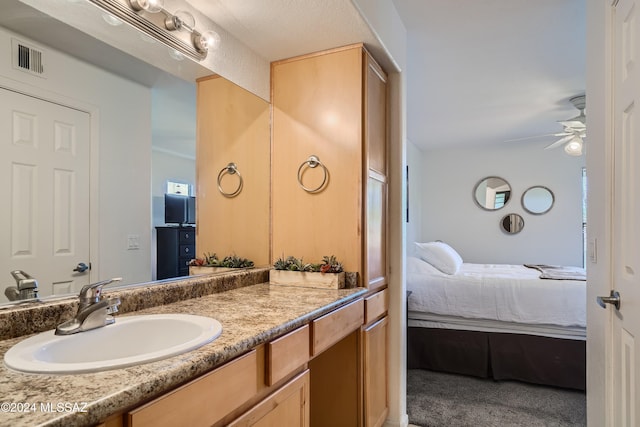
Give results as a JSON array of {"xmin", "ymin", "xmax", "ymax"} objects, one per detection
[{"xmin": 11, "ymin": 39, "xmax": 46, "ymax": 77}]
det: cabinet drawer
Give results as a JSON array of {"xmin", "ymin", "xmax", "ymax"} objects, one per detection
[
  {"xmin": 128, "ymin": 350, "xmax": 259, "ymax": 427},
  {"xmin": 179, "ymin": 230, "xmax": 195, "ymax": 244},
  {"xmin": 364, "ymin": 288, "xmax": 388, "ymax": 325},
  {"xmin": 311, "ymin": 299, "xmax": 364, "ymax": 356},
  {"xmin": 180, "ymin": 244, "xmax": 195, "ymax": 257},
  {"xmin": 266, "ymin": 325, "xmax": 310, "ymax": 386}
]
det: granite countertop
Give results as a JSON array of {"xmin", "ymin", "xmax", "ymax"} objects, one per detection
[{"xmin": 0, "ymin": 282, "xmax": 366, "ymax": 427}]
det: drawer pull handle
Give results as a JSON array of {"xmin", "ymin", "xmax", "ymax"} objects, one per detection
[
  {"xmin": 297, "ymin": 155, "xmax": 328, "ymax": 193},
  {"xmin": 217, "ymin": 162, "xmax": 243, "ymax": 197}
]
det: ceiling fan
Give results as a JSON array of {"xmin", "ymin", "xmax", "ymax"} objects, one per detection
[{"xmin": 507, "ymin": 95, "xmax": 586, "ymax": 156}]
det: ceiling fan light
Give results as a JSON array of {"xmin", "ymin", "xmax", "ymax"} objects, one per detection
[{"xmin": 564, "ymin": 139, "xmax": 583, "ymax": 156}]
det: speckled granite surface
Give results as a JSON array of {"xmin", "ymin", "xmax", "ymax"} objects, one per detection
[
  {"xmin": 0, "ymin": 268, "xmax": 269, "ymax": 340},
  {"xmin": 0, "ymin": 280, "xmax": 366, "ymax": 426}
]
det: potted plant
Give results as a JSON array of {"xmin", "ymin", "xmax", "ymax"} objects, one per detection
[
  {"xmin": 269, "ymin": 255, "xmax": 345, "ymax": 289},
  {"xmin": 189, "ymin": 253, "xmax": 254, "ymax": 275}
]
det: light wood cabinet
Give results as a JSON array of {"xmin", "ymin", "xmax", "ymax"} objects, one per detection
[
  {"xmin": 116, "ymin": 299, "xmax": 364, "ymax": 427},
  {"xmin": 196, "ymin": 76, "xmax": 271, "ymax": 266},
  {"xmin": 362, "ymin": 288, "xmax": 389, "ymax": 427},
  {"xmin": 312, "ymin": 298, "xmax": 364, "ymax": 356},
  {"xmin": 271, "ymin": 44, "xmax": 388, "ymax": 291},
  {"xmin": 363, "ymin": 316, "xmax": 389, "ymax": 427},
  {"xmin": 228, "ymin": 370, "xmax": 310, "ymax": 427},
  {"xmin": 128, "ymin": 349, "xmax": 260, "ymax": 427},
  {"xmin": 266, "ymin": 324, "xmax": 310, "ymax": 386}
]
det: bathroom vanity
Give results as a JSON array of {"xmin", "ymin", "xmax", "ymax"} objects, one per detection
[{"xmin": 0, "ymin": 269, "xmax": 390, "ymax": 427}]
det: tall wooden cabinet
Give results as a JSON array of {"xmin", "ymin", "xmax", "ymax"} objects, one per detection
[
  {"xmin": 271, "ymin": 43, "xmax": 387, "ymax": 291},
  {"xmin": 271, "ymin": 44, "xmax": 388, "ymax": 427}
]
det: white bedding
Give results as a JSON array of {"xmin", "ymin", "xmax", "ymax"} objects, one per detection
[{"xmin": 407, "ymin": 256, "xmax": 586, "ymax": 328}]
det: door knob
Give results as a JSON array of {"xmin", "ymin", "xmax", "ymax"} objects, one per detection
[
  {"xmin": 597, "ymin": 290, "xmax": 620, "ymax": 310},
  {"xmin": 73, "ymin": 262, "xmax": 90, "ymax": 273}
]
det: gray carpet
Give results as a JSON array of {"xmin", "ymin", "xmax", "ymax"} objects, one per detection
[{"xmin": 407, "ymin": 369, "xmax": 586, "ymax": 427}]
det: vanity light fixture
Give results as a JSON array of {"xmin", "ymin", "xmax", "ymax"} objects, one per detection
[{"xmin": 86, "ymin": 0, "xmax": 220, "ymax": 61}]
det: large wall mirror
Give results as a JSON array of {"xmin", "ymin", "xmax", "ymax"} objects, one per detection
[
  {"xmin": 473, "ymin": 176, "xmax": 511, "ymax": 211},
  {"xmin": 521, "ymin": 186, "xmax": 554, "ymax": 215},
  {"xmin": 0, "ymin": 1, "xmax": 269, "ymax": 306}
]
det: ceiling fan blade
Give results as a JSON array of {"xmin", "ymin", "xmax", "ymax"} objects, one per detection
[
  {"xmin": 559, "ymin": 120, "xmax": 586, "ymax": 129},
  {"xmin": 545, "ymin": 134, "xmax": 577, "ymax": 150},
  {"xmin": 504, "ymin": 133, "xmax": 559, "ymax": 143}
]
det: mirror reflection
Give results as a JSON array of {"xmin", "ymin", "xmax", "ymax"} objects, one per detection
[
  {"xmin": 501, "ymin": 213, "xmax": 524, "ymax": 234},
  {"xmin": 0, "ymin": 1, "xmax": 262, "ymax": 306},
  {"xmin": 473, "ymin": 176, "xmax": 511, "ymax": 210},
  {"xmin": 522, "ymin": 186, "xmax": 554, "ymax": 215}
]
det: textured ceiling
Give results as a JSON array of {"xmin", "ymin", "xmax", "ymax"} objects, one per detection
[{"xmin": 393, "ymin": 0, "xmax": 586, "ymax": 151}]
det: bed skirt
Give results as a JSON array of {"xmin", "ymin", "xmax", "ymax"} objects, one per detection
[{"xmin": 407, "ymin": 327, "xmax": 586, "ymax": 390}]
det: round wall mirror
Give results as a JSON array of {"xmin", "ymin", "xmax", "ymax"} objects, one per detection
[
  {"xmin": 522, "ymin": 186, "xmax": 554, "ymax": 215},
  {"xmin": 473, "ymin": 176, "xmax": 511, "ymax": 210},
  {"xmin": 501, "ymin": 213, "xmax": 524, "ymax": 234}
]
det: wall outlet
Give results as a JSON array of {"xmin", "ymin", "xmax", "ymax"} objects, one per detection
[{"xmin": 127, "ymin": 234, "xmax": 140, "ymax": 250}]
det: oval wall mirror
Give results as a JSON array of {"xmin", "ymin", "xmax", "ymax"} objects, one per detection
[
  {"xmin": 473, "ymin": 176, "xmax": 512, "ymax": 210},
  {"xmin": 500, "ymin": 213, "xmax": 524, "ymax": 234},
  {"xmin": 522, "ymin": 186, "xmax": 554, "ymax": 215}
]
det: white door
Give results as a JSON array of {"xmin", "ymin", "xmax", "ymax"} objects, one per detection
[
  {"xmin": 608, "ymin": 0, "xmax": 640, "ymax": 424},
  {"xmin": 0, "ymin": 87, "xmax": 91, "ymax": 302}
]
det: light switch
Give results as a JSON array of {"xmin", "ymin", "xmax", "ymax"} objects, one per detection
[{"xmin": 127, "ymin": 234, "xmax": 140, "ymax": 250}]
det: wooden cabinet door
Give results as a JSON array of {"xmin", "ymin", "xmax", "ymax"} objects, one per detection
[
  {"xmin": 364, "ymin": 50, "xmax": 387, "ymax": 176},
  {"xmin": 363, "ymin": 50, "xmax": 388, "ymax": 291},
  {"xmin": 271, "ymin": 45, "xmax": 364, "ymax": 273},
  {"xmin": 363, "ymin": 317, "xmax": 389, "ymax": 427},
  {"xmin": 228, "ymin": 370, "xmax": 310, "ymax": 427}
]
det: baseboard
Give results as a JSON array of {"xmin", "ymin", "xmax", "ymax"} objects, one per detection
[{"xmin": 383, "ymin": 413, "xmax": 409, "ymax": 427}]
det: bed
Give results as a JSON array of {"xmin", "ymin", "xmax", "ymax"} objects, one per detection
[{"xmin": 406, "ymin": 242, "xmax": 587, "ymax": 390}]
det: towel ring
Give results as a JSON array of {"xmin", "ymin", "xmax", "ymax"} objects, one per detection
[
  {"xmin": 297, "ymin": 155, "xmax": 328, "ymax": 193},
  {"xmin": 217, "ymin": 163, "xmax": 243, "ymax": 197}
]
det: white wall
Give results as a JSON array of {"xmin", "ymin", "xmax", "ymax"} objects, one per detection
[
  {"xmin": 413, "ymin": 142, "xmax": 586, "ymax": 266},
  {"xmin": 0, "ymin": 26, "xmax": 152, "ymax": 286},
  {"xmin": 406, "ymin": 139, "xmax": 423, "ymax": 255}
]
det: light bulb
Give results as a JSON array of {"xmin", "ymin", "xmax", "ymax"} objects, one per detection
[
  {"xmin": 145, "ymin": 0, "xmax": 164, "ymax": 12},
  {"xmin": 564, "ymin": 139, "xmax": 583, "ymax": 156},
  {"xmin": 129, "ymin": 0, "xmax": 164, "ymax": 13},
  {"xmin": 194, "ymin": 30, "xmax": 220, "ymax": 52}
]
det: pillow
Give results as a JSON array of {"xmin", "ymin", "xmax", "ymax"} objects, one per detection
[{"xmin": 414, "ymin": 241, "xmax": 463, "ymax": 275}]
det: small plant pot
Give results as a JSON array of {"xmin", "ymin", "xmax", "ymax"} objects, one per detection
[
  {"xmin": 269, "ymin": 270, "xmax": 345, "ymax": 289},
  {"xmin": 189, "ymin": 266, "xmax": 236, "ymax": 276}
]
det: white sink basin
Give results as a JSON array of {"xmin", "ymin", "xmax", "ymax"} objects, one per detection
[{"xmin": 4, "ymin": 314, "xmax": 222, "ymax": 374}]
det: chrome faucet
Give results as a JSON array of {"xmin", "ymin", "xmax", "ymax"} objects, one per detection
[
  {"xmin": 55, "ymin": 278, "xmax": 122, "ymax": 335},
  {"xmin": 4, "ymin": 270, "xmax": 39, "ymax": 301}
]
